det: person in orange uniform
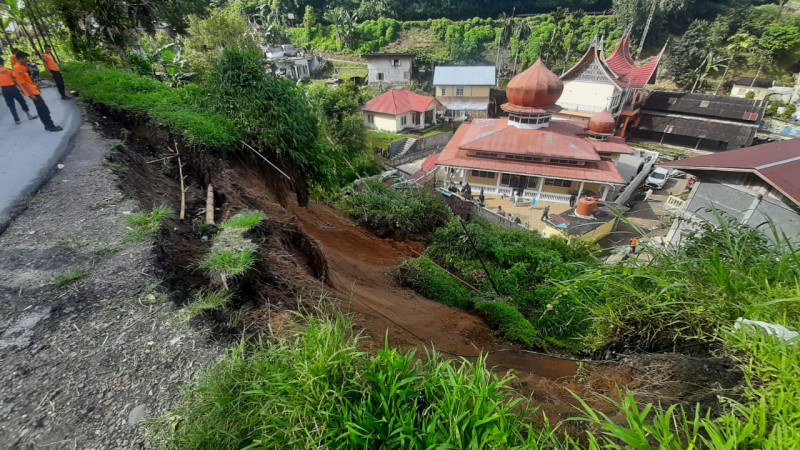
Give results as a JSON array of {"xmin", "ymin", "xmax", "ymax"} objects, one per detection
[
  {"xmin": 10, "ymin": 48, "xmax": 18, "ymax": 66},
  {"xmin": 42, "ymin": 45, "xmax": 70, "ymax": 100},
  {"xmin": 14, "ymin": 51, "xmax": 62, "ymax": 132},
  {"xmin": 1, "ymin": 56, "xmax": 39, "ymax": 124}
]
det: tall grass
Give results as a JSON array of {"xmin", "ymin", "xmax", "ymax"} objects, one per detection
[
  {"xmin": 124, "ymin": 206, "xmax": 174, "ymax": 242},
  {"xmin": 149, "ymin": 308, "xmax": 557, "ymax": 449}
]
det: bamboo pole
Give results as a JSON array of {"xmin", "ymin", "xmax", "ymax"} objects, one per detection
[
  {"xmin": 169, "ymin": 143, "xmax": 186, "ymax": 220},
  {"xmin": 206, "ymin": 184, "xmax": 215, "ymax": 224}
]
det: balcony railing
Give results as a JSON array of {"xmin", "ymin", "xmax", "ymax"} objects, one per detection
[{"xmin": 664, "ymin": 195, "xmax": 687, "ymax": 212}]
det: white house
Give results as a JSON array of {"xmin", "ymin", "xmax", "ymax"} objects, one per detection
[
  {"xmin": 731, "ymin": 77, "xmax": 775, "ymax": 100},
  {"xmin": 364, "ymin": 53, "xmax": 414, "ymax": 87},
  {"xmin": 361, "ymin": 89, "xmax": 442, "ymax": 133}
]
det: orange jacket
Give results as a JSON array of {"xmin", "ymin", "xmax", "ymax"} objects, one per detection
[
  {"xmin": 11, "ymin": 54, "xmax": 17, "ymax": 66},
  {"xmin": 13, "ymin": 63, "xmax": 40, "ymax": 97},
  {"xmin": 43, "ymin": 53, "xmax": 59, "ymax": 72},
  {"xmin": 0, "ymin": 66, "xmax": 16, "ymax": 87}
]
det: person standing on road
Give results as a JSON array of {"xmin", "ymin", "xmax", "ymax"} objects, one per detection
[
  {"xmin": 13, "ymin": 52, "xmax": 62, "ymax": 132},
  {"xmin": 629, "ymin": 236, "xmax": 639, "ymax": 254},
  {"xmin": 569, "ymin": 192, "xmax": 577, "ymax": 208},
  {"xmin": 644, "ymin": 187, "xmax": 654, "ymax": 202},
  {"xmin": 42, "ymin": 45, "xmax": 70, "ymax": 100},
  {"xmin": 0, "ymin": 56, "xmax": 39, "ymax": 125}
]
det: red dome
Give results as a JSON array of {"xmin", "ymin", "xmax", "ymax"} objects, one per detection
[
  {"xmin": 588, "ymin": 108, "xmax": 615, "ymax": 134},
  {"xmin": 506, "ymin": 57, "xmax": 563, "ymax": 109}
]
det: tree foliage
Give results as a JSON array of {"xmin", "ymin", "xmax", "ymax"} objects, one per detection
[{"xmin": 184, "ymin": 5, "xmax": 259, "ymax": 78}]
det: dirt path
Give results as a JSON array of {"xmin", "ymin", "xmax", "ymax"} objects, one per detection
[{"xmin": 0, "ymin": 121, "xmax": 220, "ymax": 448}]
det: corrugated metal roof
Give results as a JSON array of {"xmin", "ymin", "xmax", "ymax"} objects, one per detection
[
  {"xmin": 433, "ymin": 66, "xmax": 496, "ymax": 86},
  {"xmin": 662, "ymin": 138, "xmax": 800, "ymax": 206},
  {"xmin": 636, "ymin": 111, "xmax": 758, "ymax": 148},
  {"xmin": 642, "ymin": 91, "xmax": 765, "ymax": 122},
  {"xmin": 440, "ymin": 101, "xmax": 489, "ymax": 110},
  {"xmin": 361, "ymin": 89, "xmax": 439, "ymax": 115},
  {"xmin": 434, "ymin": 119, "xmax": 628, "ymax": 184}
]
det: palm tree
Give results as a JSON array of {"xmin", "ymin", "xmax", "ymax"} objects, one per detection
[
  {"xmin": 692, "ymin": 50, "xmax": 729, "ymax": 93},
  {"xmin": 494, "ymin": 12, "xmax": 513, "ymax": 75},
  {"xmin": 324, "ymin": 7, "xmax": 345, "ymax": 45},
  {"xmin": 511, "ymin": 20, "xmax": 531, "ymax": 75}
]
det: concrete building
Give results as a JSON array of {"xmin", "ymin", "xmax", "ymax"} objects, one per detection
[
  {"xmin": 556, "ymin": 32, "xmax": 665, "ymax": 126},
  {"xmin": 631, "ymin": 91, "xmax": 765, "ymax": 150},
  {"xmin": 434, "ymin": 59, "xmax": 633, "ymax": 205},
  {"xmin": 361, "ymin": 89, "xmax": 442, "ymax": 133},
  {"xmin": 662, "ymin": 139, "xmax": 800, "ymax": 244},
  {"xmin": 263, "ymin": 45, "xmax": 322, "ymax": 81},
  {"xmin": 731, "ymin": 77, "xmax": 775, "ymax": 100},
  {"xmin": 433, "ymin": 66, "xmax": 496, "ymax": 120},
  {"xmin": 364, "ymin": 53, "xmax": 414, "ymax": 87}
]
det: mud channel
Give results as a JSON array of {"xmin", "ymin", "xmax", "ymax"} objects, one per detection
[{"xmin": 91, "ymin": 107, "xmax": 745, "ymax": 436}]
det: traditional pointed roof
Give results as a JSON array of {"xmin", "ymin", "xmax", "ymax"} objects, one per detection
[
  {"xmin": 361, "ymin": 89, "xmax": 440, "ymax": 115},
  {"xmin": 562, "ymin": 32, "xmax": 667, "ymax": 90}
]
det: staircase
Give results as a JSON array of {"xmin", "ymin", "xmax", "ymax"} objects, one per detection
[{"xmin": 393, "ymin": 138, "xmax": 417, "ymax": 159}]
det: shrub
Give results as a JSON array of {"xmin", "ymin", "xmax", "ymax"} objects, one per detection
[
  {"xmin": 475, "ymin": 301, "xmax": 538, "ymax": 346},
  {"xmin": 394, "ymin": 257, "xmax": 479, "ymax": 309},
  {"xmin": 338, "ymin": 181, "xmax": 451, "ymax": 236},
  {"xmin": 149, "ymin": 309, "xmax": 551, "ymax": 448}
]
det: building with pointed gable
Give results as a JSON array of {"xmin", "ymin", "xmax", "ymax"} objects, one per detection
[
  {"xmin": 555, "ymin": 33, "xmax": 666, "ymax": 129},
  {"xmin": 435, "ymin": 58, "xmax": 634, "ymax": 204}
]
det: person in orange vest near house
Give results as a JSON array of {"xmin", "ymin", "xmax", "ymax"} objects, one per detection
[
  {"xmin": 14, "ymin": 51, "xmax": 62, "ymax": 132},
  {"xmin": 1, "ymin": 56, "xmax": 39, "ymax": 124},
  {"xmin": 42, "ymin": 45, "xmax": 70, "ymax": 100},
  {"xmin": 629, "ymin": 236, "xmax": 639, "ymax": 254}
]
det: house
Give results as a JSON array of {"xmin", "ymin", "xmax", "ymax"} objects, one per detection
[
  {"xmin": 731, "ymin": 77, "xmax": 775, "ymax": 100},
  {"xmin": 263, "ymin": 45, "xmax": 322, "ymax": 81},
  {"xmin": 556, "ymin": 32, "xmax": 666, "ymax": 126},
  {"xmin": 435, "ymin": 58, "xmax": 634, "ymax": 205},
  {"xmin": 364, "ymin": 53, "xmax": 414, "ymax": 87},
  {"xmin": 433, "ymin": 66, "xmax": 496, "ymax": 120},
  {"xmin": 661, "ymin": 139, "xmax": 800, "ymax": 244},
  {"xmin": 361, "ymin": 89, "xmax": 442, "ymax": 133},
  {"xmin": 631, "ymin": 91, "xmax": 765, "ymax": 150}
]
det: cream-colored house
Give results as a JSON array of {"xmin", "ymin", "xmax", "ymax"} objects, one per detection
[
  {"xmin": 433, "ymin": 66, "xmax": 495, "ymax": 120},
  {"xmin": 361, "ymin": 89, "xmax": 442, "ymax": 133}
]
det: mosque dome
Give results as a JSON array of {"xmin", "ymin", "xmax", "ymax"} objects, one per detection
[
  {"xmin": 587, "ymin": 108, "xmax": 615, "ymax": 134},
  {"xmin": 505, "ymin": 57, "xmax": 563, "ymax": 109}
]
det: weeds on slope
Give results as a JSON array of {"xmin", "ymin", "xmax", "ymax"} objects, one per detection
[
  {"xmin": 149, "ymin": 308, "xmax": 557, "ymax": 449},
  {"xmin": 123, "ymin": 206, "xmax": 173, "ymax": 242}
]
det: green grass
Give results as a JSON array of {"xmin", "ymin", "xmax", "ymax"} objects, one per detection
[
  {"xmin": 55, "ymin": 268, "xmax": 86, "ymax": 287},
  {"xmin": 61, "ymin": 62, "xmax": 241, "ymax": 150},
  {"xmin": 123, "ymin": 206, "xmax": 174, "ymax": 242},
  {"xmin": 364, "ymin": 129, "xmax": 403, "ymax": 150},
  {"xmin": 148, "ymin": 308, "xmax": 553, "ymax": 448},
  {"xmin": 220, "ymin": 211, "xmax": 265, "ymax": 230},
  {"xmin": 331, "ymin": 60, "xmax": 367, "ymax": 79},
  {"xmin": 182, "ymin": 290, "xmax": 235, "ymax": 320},
  {"xmin": 198, "ymin": 249, "xmax": 255, "ymax": 277},
  {"xmin": 475, "ymin": 301, "xmax": 538, "ymax": 347}
]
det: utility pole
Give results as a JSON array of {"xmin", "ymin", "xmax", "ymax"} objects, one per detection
[{"xmin": 637, "ymin": 0, "xmax": 658, "ymax": 57}]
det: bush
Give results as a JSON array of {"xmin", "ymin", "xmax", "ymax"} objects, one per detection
[
  {"xmin": 338, "ymin": 181, "xmax": 451, "ymax": 236},
  {"xmin": 150, "ymin": 309, "xmax": 549, "ymax": 448},
  {"xmin": 475, "ymin": 301, "xmax": 538, "ymax": 346},
  {"xmin": 61, "ymin": 62, "xmax": 240, "ymax": 150},
  {"xmin": 394, "ymin": 257, "xmax": 479, "ymax": 309}
]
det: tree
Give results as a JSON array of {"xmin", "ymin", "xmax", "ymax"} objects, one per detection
[
  {"xmin": 184, "ymin": 5, "xmax": 259, "ymax": 78},
  {"xmin": 781, "ymin": 104, "xmax": 796, "ymax": 120},
  {"xmin": 303, "ymin": 5, "xmax": 316, "ymax": 29}
]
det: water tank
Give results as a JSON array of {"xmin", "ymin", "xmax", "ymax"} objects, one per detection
[{"xmin": 576, "ymin": 197, "xmax": 598, "ymax": 217}]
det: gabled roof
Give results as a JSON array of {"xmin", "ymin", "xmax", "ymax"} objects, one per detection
[
  {"xmin": 433, "ymin": 66, "xmax": 496, "ymax": 86},
  {"xmin": 361, "ymin": 89, "xmax": 440, "ymax": 115},
  {"xmin": 662, "ymin": 139, "xmax": 800, "ymax": 206},
  {"xmin": 733, "ymin": 77, "xmax": 774, "ymax": 88},
  {"xmin": 363, "ymin": 53, "xmax": 415, "ymax": 59},
  {"xmin": 564, "ymin": 32, "xmax": 665, "ymax": 89}
]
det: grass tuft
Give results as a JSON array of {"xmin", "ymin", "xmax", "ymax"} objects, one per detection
[
  {"xmin": 198, "ymin": 249, "xmax": 254, "ymax": 277},
  {"xmin": 55, "ymin": 268, "xmax": 86, "ymax": 287},
  {"xmin": 124, "ymin": 206, "xmax": 174, "ymax": 242},
  {"xmin": 182, "ymin": 290, "xmax": 235, "ymax": 320},
  {"xmin": 220, "ymin": 211, "xmax": 265, "ymax": 231}
]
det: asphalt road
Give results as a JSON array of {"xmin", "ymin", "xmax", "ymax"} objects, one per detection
[{"xmin": 0, "ymin": 85, "xmax": 81, "ymax": 233}]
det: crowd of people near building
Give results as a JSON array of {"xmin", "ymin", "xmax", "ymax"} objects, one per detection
[{"xmin": 1, "ymin": 46, "xmax": 69, "ymax": 132}]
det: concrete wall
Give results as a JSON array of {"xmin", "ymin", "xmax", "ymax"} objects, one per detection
[
  {"xmin": 558, "ymin": 81, "xmax": 617, "ymax": 114},
  {"xmin": 367, "ymin": 57, "xmax": 413, "ymax": 85},
  {"xmin": 673, "ymin": 173, "xmax": 800, "ymax": 244},
  {"xmin": 731, "ymin": 85, "xmax": 771, "ymax": 100},
  {"xmin": 364, "ymin": 111, "xmax": 403, "ymax": 132}
]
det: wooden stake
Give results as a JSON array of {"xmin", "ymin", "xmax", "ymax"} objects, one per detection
[
  {"xmin": 170, "ymin": 142, "xmax": 186, "ymax": 220},
  {"xmin": 206, "ymin": 184, "xmax": 215, "ymax": 225}
]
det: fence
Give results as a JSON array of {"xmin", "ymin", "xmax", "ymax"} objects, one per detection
[
  {"xmin": 664, "ymin": 195, "xmax": 687, "ymax": 212},
  {"xmin": 439, "ymin": 189, "xmax": 530, "ymax": 231},
  {"xmin": 390, "ymin": 131, "xmax": 454, "ymax": 166}
]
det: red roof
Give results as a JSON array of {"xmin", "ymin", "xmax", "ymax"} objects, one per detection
[
  {"xmin": 435, "ymin": 119, "xmax": 628, "ymax": 184},
  {"xmin": 361, "ymin": 89, "xmax": 439, "ymax": 115},
  {"xmin": 605, "ymin": 33, "xmax": 666, "ymax": 88},
  {"xmin": 662, "ymin": 139, "xmax": 800, "ymax": 206}
]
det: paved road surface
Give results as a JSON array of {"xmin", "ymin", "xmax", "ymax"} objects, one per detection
[{"xmin": 0, "ymin": 85, "xmax": 80, "ymax": 232}]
